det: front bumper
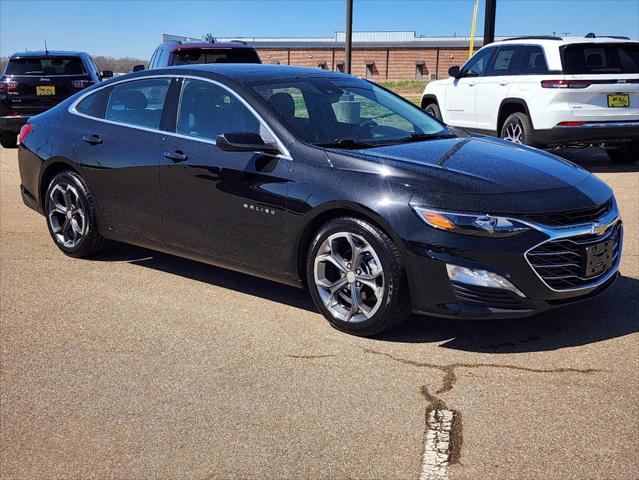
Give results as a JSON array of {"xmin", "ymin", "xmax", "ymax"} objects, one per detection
[
  {"xmin": 535, "ymin": 121, "xmax": 639, "ymax": 147},
  {"xmin": 0, "ymin": 115, "xmax": 29, "ymax": 133},
  {"xmin": 404, "ymin": 202, "xmax": 622, "ymax": 319}
]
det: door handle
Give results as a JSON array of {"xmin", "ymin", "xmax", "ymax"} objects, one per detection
[
  {"xmin": 499, "ymin": 80, "xmax": 510, "ymax": 86},
  {"xmin": 467, "ymin": 82, "xmax": 476, "ymax": 87},
  {"xmin": 81, "ymin": 134, "xmax": 102, "ymax": 145},
  {"xmin": 164, "ymin": 150, "xmax": 188, "ymax": 162}
]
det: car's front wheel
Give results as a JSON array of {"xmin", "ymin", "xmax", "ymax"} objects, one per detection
[
  {"xmin": 606, "ymin": 141, "xmax": 638, "ymax": 163},
  {"xmin": 306, "ymin": 217, "xmax": 410, "ymax": 336},
  {"xmin": 500, "ymin": 112, "xmax": 535, "ymax": 146},
  {"xmin": 45, "ymin": 171, "xmax": 107, "ymax": 257},
  {"xmin": 0, "ymin": 130, "xmax": 17, "ymax": 149},
  {"xmin": 424, "ymin": 103, "xmax": 442, "ymax": 121}
]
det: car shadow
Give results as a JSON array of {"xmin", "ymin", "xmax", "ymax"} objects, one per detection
[
  {"xmin": 552, "ymin": 146, "xmax": 639, "ymax": 173},
  {"xmin": 94, "ymin": 242, "xmax": 638, "ymax": 354}
]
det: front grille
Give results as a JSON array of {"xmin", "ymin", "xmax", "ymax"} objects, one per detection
[
  {"xmin": 521, "ymin": 199, "xmax": 611, "ymax": 227},
  {"xmin": 526, "ymin": 222, "xmax": 622, "ymax": 290},
  {"xmin": 451, "ymin": 282, "xmax": 525, "ymax": 309}
]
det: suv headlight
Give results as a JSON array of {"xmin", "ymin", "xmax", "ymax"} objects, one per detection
[{"xmin": 412, "ymin": 207, "xmax": 530, "ymax": 237}]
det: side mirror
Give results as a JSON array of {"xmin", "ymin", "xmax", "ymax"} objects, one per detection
[
  {"xmin": 216, "ymin": 132, "xmax": 280, "ymax": 155},
  {"xmin": 101, "ymin": 70, "xmax": 113, "ymax": 79},
  {"xmin": 448, "ymin": 66, "xmax": 461, "ymax": 78},
  {"xmin": 132, "ymin": 64, "xmax": 145, "ymax": 72}
]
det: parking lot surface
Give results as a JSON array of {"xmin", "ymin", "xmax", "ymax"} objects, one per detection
[{"xmin": 1, "ymin": 146, "xmax": 637, "ymax": 480}]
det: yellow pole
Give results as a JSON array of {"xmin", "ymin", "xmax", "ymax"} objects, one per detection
[{"xmin": 469, "ymin": 0, "xmax": 479, "ymax": 58}]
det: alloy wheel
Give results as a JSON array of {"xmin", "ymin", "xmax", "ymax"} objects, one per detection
[
  {"xmin": 48, "ymin": 183, "xmax": 86, "ymax": 248},
  {"xmin": 313, "ymin": 232, "xmax": 385, "ymax": 323},
  {"xmin": 503, "ymin": 122, "xmax": 524, "ymax": 144}
]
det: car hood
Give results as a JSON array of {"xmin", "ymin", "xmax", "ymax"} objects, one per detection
[{"xmin": 326, "ymin": 135, "xmax": 592, "ymax": 195}]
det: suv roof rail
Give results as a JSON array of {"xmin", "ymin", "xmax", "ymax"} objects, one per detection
[
  {"xmin": 502, "ymin": 35, "xmax": 563, "ymax": 41},
  {"xmin": 230, "ymin": 40, "xmax": 248, "ymax": 45}
]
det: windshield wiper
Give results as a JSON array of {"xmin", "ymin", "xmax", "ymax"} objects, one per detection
[
  {"xmin": 315, "ymin": 138, "xmax": 376, "ymax": 149},
  {"xmin": 391, "ymin": 132, "xmax": 456, "ymax": 144}
]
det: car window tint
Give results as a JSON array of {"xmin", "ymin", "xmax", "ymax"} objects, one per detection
[
  {"xmin": 172, "ymin": 48, "xmax": 261, "ymax": 65},
  {"xmin": 461, "ymin": 47, "xmax": 494, "ymax": 77},
  {"xmin": 177, "ymin": 79, "xmax": 262, "ymax": 141},
  {"xmin": 488, "ymin": 46, "xmax": 518, "ymax": 75},
  {"xmin": 5, "ymin": 57, "xmax": 85, "ymax": 76},
  {"xmin": 105, "ymin": 78, "xmax": 170, "ymax": 129},
  {"xmin": 76, "ymin": 92, "xmax": 98, "ymax": 115},
  {"xmin": 517, "ymin": 46, "xmax": 549, "ymax": 74},
  {"xmin": 270, "ymin": 87, "xmax": 309, "ymax": 118},
  {"xmin": 562, "ymin": 43, "xmax": 639, "ymax": 74}
]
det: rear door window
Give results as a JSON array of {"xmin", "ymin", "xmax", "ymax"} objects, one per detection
[
  {"xmin": 105, "ymin": 78, "xmax": 171, "ymax": 129},
  {"xmin": 562, "ymin": 43, "xmax": 639, "ymax": 74},
  {"xmin": 516, "ymin": 46, "xmax": 549, "ymax": 74},
  {"xmin": 5, "ymin": 57, "xmax": 86, "ymax": 76},
  {"xmin": 486, "ymin": 46, "xmax": 518, "ymax": 76}
]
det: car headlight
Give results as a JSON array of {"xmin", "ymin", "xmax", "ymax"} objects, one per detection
[{"xmin": 412, "ymin": 207, "xmax": 530, "ymax": 237}]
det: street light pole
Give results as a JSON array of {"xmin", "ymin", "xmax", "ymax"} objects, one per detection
[
  {"xmin": 345, "ymin": 0, "xmax": 353, "ymax": 74},
  {"xmin": 483, "ymin": 0, "xmax": 497, "ymax": 45}
]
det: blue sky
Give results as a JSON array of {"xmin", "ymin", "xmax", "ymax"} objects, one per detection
[{"xmin": 1, "ymin": 0, "xmax": 638, "ymax": 58}]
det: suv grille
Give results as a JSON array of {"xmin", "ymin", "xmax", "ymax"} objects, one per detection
[
  {"xmin": 521, "ymin": 199, "xmax": 611, "ymax": 227},
  {"xmin": 526, "ymin": 222, "xmax": 622, "ymax": 290}
]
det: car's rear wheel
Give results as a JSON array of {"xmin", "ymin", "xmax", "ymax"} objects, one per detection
[
  {"xmin": 306, "ymin": 217, "xmax": 410, "ymax": 336},
  {"xmin": 424, "ymin": 103, "xmax": 442, "ymax": 121},
  {"xmin": 0, "ymin": 130, "xmax": 17, "ymax": 149},
  {"xmin": 606, "ymin": 141, "xmax": 638, "ymax": 163},
  {"xmin": 500, "ymin": 112, "xmax": 535, "ymax": 146},
  {"xmin": 45, "ymin": 171, "xmax": 106, "ymax": 257}
]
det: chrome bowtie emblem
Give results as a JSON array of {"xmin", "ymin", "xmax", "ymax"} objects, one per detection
[
  {"xmin": 617, "ymin": 79, "xmax": 626, "ymax": 84},
  {"xmin": 591, "ymin": 223, "xmax": 607, "ymax": 235}
]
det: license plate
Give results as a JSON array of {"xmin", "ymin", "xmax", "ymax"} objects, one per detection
[
  {"xmin": 36, "ymin": 86, "xmax": 55, "ymax": 96},
  {"xmin": 584, "ymin": 239, "xmax": 614, "ymax": 278},
  {"xmin": 607, "ymin": 93, "xmax": 629, "ymax": 108}
]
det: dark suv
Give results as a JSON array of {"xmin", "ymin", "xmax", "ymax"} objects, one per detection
[
  {"xmin": 0, "ymin": 50, "xmax": 111, "ymax": 148},
  {"xmin": 137, "ymin": 39, "xmax": 261, "ymax": 71}
]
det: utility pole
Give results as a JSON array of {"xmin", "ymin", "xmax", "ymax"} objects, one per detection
[
  {"xmin": 345, "ymin": 0, "xmax": 353, "ymax": 74},
  {"xmin": 483, "ymin": 0, "xmax": 497, "ymax": 45}
]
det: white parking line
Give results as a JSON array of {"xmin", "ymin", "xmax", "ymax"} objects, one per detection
[{"xmin": 420, "ymin": 409, "xmax": 454, "ymax": 480}]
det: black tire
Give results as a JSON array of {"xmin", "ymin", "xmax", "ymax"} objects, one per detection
[
  {"xmin": 606, "ymin": 141, "xmax": 639, "ymax": 163},
  {"xmin": 424, "ymin": 102, "xmax": 442, "ymax": 121},
  {"xmin": 0, "ymin": 130, "xmax": 17, "ymax": 149},
  {"xmin": 45, "ymin": 171, "xmax": 107, "ymax": 257},
  {"xmin": 306, "ymin": 217, "xmax": 410, "ymax": 336},
  {"xmin": 500, "ymin": 112, "xmax": 536, "ymax": 147}
]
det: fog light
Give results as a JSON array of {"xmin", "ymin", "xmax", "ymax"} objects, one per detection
[{"xmin": 446, "ymin": 264, "xmax": 525, "ymax": 297}]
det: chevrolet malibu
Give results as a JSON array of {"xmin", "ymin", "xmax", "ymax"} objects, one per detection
[{"xmin": 17, "ymin": 65, "xmax": 623, "ymax": 336}]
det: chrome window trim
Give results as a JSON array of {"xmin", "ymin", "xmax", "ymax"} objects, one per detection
[
  {"xmin": 68, "ymin": 74, "xmax": 292, "ymax": 160},
  {"xmin": 521, "ymin": 199, "xmax": 622, "ymax": 293}
]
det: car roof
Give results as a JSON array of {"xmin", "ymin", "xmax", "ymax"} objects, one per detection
[
  {"xmin": 10, "ymin": 50, "xmax": 90, "ymax": 58},
  {"xmin": 162, "ymin": 41, "xmax": 256, "ymax": 51},
  {"xmin": 157, "ymin": 63, "xmax": 350, "ymax": 82},
  {"xmin": 497, "ymin": 37, "xmax": 637, "ymax": 47}
]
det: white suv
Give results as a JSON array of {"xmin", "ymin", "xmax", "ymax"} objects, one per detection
[{"xmin": 421, "ymin": 35, "xmax": 639, "ymax": 162}]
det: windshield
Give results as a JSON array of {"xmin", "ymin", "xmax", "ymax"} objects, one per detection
[
  {"xmin": 172, "ymin": 48, "xmax": 261, "ymax": 65},
  {"xmin": 562, "ymin": 43, "xmax": 639, "ymax": 74},
  {"xmin": 251, "ymin": 76, "xmax": 448, "ymax": 147},
  {"xmin": 4, "ymin": 57, "xmax": 85, "ymax": 76}
]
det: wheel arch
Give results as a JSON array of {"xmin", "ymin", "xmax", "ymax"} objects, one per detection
[
  {"xmin": 420, "ymin": 94, "xmax": 439, "ymax": 110},
  {"xmin": 295, "ymin": 202, "xmax": 403, "ymax": 287},
  {"xmin": 39, "ymin": 159, "xmax": 82, "ymax": 211},
  {"xmin": 497, "ymin": 98, "xmax": 534, "ymax": 134}
]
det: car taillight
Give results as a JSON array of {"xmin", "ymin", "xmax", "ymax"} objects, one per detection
[
  {"xmin": 18, "ymin": 124, "xmax": 32, "ymax": 144},
  {"xmin": 71, "ymin": 80, "xmax": 91, "ymax": 89},
  {"xmin": 0, "ymin": 81, "xmax": 18, "ymax": 93},
  {"xmin": 541, "ymin": 80, "xmax": 592, "ymax": 89}
]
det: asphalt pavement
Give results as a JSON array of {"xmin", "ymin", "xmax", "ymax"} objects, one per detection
[{"xmin": 1, "ymin": 146, "xmax": 637, "ymax": 479}]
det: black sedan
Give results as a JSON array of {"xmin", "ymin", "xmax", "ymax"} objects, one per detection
[{"xmin": 17, "ymin": 65, "xmax": 623, "ymax": 336}]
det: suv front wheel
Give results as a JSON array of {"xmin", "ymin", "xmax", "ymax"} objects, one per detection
[
  {"xmin": 0, "ymin": 131, "xmax": 17, "ymax": 149},
  {"xmin": 500, "ymin": 112, "xmax": 535, "ymax": 147}
]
